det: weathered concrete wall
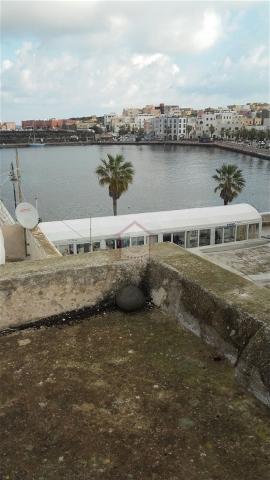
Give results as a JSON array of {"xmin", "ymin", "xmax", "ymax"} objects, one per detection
[
  {"xmin": 2, "ymin": 224, "xmax": 26, "ymax": 261},
  {"xmin": 0, "ymin": 243, "xmax": 269, "ymax": 407},
  {"xmin": 26, "ymin": 227, "xmax": 61, "ymax": 260},
  {"xmin": 148, "ymin": 244, "xmax": 270, "ymax": 407},
  {"xmin": 0, "ymin": 251, "xmax": 147, "ymax": 329}
]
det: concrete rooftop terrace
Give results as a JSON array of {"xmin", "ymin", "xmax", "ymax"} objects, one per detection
[
  {"xmin": 201, "ymin": 241, "xmax": 270, "ymax": 289},
  {"xmin": 0, "ymin": 243, "xmax": 270, "ymax": 479},
  {"xmin": 0, "ymin": 308, "xmax": 270, "ymax": 480}
]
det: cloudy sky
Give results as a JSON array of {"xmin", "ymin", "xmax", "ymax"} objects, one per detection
[{"xmin": 1, "ymin": 0, "xmax": 269, "ymax": 122}]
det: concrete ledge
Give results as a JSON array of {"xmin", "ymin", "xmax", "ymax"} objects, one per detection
[{"xmin": 0, "ymin": 252, "xmax": 147, "ymax": 329}]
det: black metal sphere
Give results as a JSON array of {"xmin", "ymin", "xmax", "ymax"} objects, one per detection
[{"xmin": 116, "ymin": 285, "xmax": 146, "ymax": 312}]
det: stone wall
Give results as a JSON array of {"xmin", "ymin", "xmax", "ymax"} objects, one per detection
[
  {"xmin": 0, "ymin": 251, "xmax": 147, "ymax": 329},
  {"xmin": 147, "ymin": 245, "xmax": 270, "ymax": 407},
  {"xmin": 0, "ymin": 243, "xmax": 269, "ymax": 407}
]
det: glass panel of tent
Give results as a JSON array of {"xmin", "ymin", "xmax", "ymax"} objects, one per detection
[
  {"xmin": 236, "ymin": 224, "xmax": 247, "ymax": 241},
  {"xmin": 173, "ymin": 232, "xmax": 185, "ymax": 246},
  {"xmin": 77, "ymin": 243, "xmax": 90, "ymax": 254},
  {"xmin": 248, "ymin": 223, "xmax": 259, "ymax": 239},
  {"xmin": 215, "ymin": 227, "xmax": 223, "ymax": 244},
  {"xmin": 106, "ymin": 239, "xmax": 116, "ymax": 249},
  {"xmin": 57, "ymin": 244, "xmax": 71, "ymax": 255},
  {"xmin": 199, "ymin": 229, "xmax": 211, "ymax": 246},
  {"xmin": 224, "ymin": 225, "xmax": 236, "ymax": 243},
  {"xmin": 163, "ymin": 233, "xmax": 172, "ymax": 242},
  {"xmin": 147, "ymin": 235, "xmax": 158, "ymax": 245},
  {"xmin": 131, "ymin": 236, "xmax": 145, "ymax": 246},
  {"xmin": 186, "ymin": 230, "xmax": 198, "ymax": 248},
  {"xmin": 116, "ymin": 238, "xmax": 130, "ymax": 249}
]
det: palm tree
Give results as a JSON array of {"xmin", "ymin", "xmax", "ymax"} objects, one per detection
[
  {"xmin": 213, "ymin": 164, "xmax": 246, "ymax": 205},
  {"xmin": 209, "ymin": 124, "xmax": 215, "ymax": 138},
  {"xmin": 96, "ymin": 154, "xmax": 135, "ymax": 216}
]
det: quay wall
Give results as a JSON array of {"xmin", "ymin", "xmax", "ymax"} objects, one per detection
[
  {"xmin": 0, "ymin": 244, "xmax": 269, "ymax": 407},
  {"xmin": 1, "ymin": 141, "xmax": 269, "ymax": 159}
]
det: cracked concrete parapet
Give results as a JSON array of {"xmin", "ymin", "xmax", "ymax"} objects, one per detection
[
  {"xmin": 0, "ymin": 254, "xmax": 148, "ymax": 329},
  {"xmin": 235, "ymin": 325, "xmax": 270, "ymax": 407},
  {"xmin": 147, "ymin": 256, "xmax": 270, "ymax": 407}
]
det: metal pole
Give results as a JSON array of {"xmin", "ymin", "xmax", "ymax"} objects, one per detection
[
  {"xmin": 10, "ymin": 162, "xmax": 17, "ymax": 210},
  {"xmin": 15, "ymin": 150, "xmax": 27, "ymax": 257},
  {"xmin": 90, "ymin": 216, "xmax": 92, "ymax": 252},
  {"xmin": 15, "ymin": 149, "xmax": 23, "ymax": 203}
]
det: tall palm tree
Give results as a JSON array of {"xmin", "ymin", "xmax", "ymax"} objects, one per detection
[
  {"xmin": 96, "ymin": 154, "xmax": 135, "ymax": 216},
  {"xmin": 209, "ymin": 124, "xmax": 215, "ymax": 138},
  {"xmin": 213, "ymin": 164, "xmax": 246, "ymax": 205}
]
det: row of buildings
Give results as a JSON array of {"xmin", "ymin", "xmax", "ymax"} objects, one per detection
[
  {"xmin": 2, "ymin": 102, "xmax": 269, "ymax": 140},
  {"xmin": 103, "ymin": 102, "xmax": 270, "ymax": 140}
]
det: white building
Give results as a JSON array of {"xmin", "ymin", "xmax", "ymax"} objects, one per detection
[
  {"xmin": 104, "ymin": 113, "xmax": 117, "ymax": 130},
  {"xmin": 134, "ymin": 113, "xmax": 155, "ymax": 131},
  {"xmin": 151, "ymin": 115, "xmax": 187, "ymax": 140},
  {"xmin": 195, "ymin": 109, "xmax": 242, "ymax": 138}
]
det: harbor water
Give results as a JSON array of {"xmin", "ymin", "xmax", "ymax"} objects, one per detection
[{"xmin": 0, "ymin": 144, "xmax": 269, "ymax": 221}]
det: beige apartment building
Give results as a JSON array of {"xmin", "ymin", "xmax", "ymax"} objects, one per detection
[{"xmin": 0, "ymin": 122, "xmax": 16, "ymax": 130}]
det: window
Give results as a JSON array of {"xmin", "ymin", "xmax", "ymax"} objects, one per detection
[
  {"xmin": 131, "ymin": 236, "xmax": 144, "ymax": 246},
  {"xmin": 173, "ymin": 231, "xmax": 185, "ymax": 246},
  {"xmin": 117, "ymin": 237, "xmax": 130, "ymax": 249},
  {"xmin": 186, "ymin": 230, "xmax": 198, "ymax": 248},
  {"xmin": 215, "ymin": 227, "xmax": 223, "ymax": 244},
  {"xmin": 106, "ymin": 239, "xmax": 116, "ymax": 249},
  {"xmin": 163, "ymin": 233, "xmax": 172, "ymax": 242},
  {"xmin": 248, "ymin": 223, "xmax": 259, "ymax": 239},
  {"xmin": 236, "ymin": 224, "xmax": 247, "ymax": 241},
  {"xmin": 77, "ymin": 243, "xmax": 90, "ymax": 254},
  {"xmin": 223, "ymin": 225, "xmax": 236, "ymax": 243},
  {"xmin": 199, "ymin": 229, "xmax": 211, "ymax": 246}
]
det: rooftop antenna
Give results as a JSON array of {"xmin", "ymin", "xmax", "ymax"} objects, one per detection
[
  {"xmin": 15, "ymin": 202, "xmax": 39, "ymax": 257},
  {"xmin": 15, "ymin": 148, "xmax": 23, "ymax": 203},
  {"xmin": 35, "ymin": 194, "xmax": 42, "ymax": 222},
  {"xmin": 15, "ymin": 202, "xmax": 39, "ymax": 230},
  {"xmin": 90, "ymin": 215, "xmax": 92, "ymax": 252},
  {"xmin": 9, "ymin": 162, "xmax": 17, "ymax": 210}
]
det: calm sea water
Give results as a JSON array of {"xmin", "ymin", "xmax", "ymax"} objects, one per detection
[{"xmin": 0, "ymin": 144, "xmax": 269, "ymax": 221}]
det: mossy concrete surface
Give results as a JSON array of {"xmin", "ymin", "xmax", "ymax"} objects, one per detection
[
  {"xmin": 0, "ymin": 309, "xmax": 269, "ymax": 480},
  {"xmin": 0, "ymin": 250, "xmax": 148, "ymax": 329},
  {"xmin": 151, "ymin": 243, "xmax": 270, "ymax": 321},
  {"xmin": 0, "ymin": 243, "xmax": 269, "ymax": 406},
  {"xmin": 148, "ymin": 244, "xmax": 270, "ymax": 406}
]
